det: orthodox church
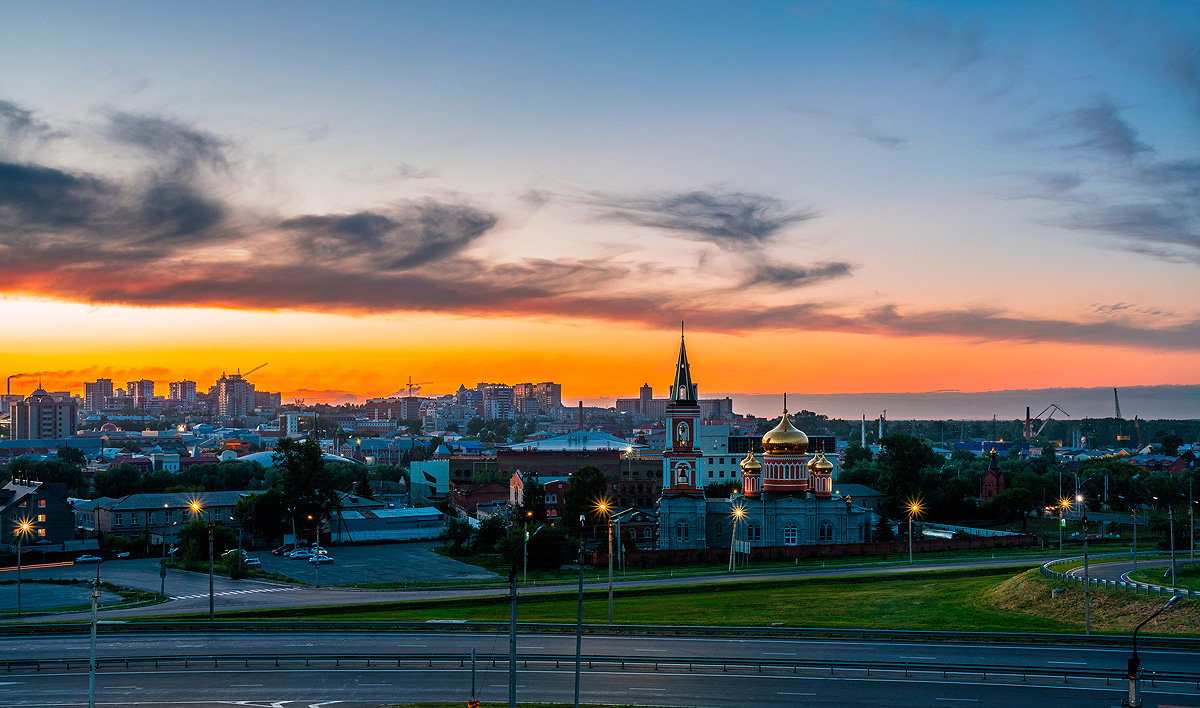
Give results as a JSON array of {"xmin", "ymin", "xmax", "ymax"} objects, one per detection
[{"xmin": 655, "ymin": 334, "xmax": 874, "ymax": 550}]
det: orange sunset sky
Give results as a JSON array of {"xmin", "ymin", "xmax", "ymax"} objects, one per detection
[{"xmin": 1, "ymin": 3, "xmax": 1197, "ymax": 408}]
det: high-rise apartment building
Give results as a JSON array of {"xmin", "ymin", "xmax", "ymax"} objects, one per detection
[
  {"xmin": 216, "ymin": 373, "xmax": 255, "ymax": 417},
  {"xmin": 84, "ymin": 379, "xmax": 114, "ymax": 411},
  {"xmin": 478, "ymin": 383, "xmax": 514, "ymax": 421},
  {"xmin": 11, "ymin": 389, "xmax": 77, "ymax": 440},
  {"xmin": 168, "ymin": 380, "xmax": 197, "ymax": 402},
  {"xmin": 126, "ymin": 379, "xmax": 154, "ymax": 409},
  {"xmin": 533, "ymin": 382, "xmax": 562, "ymax": 412}
]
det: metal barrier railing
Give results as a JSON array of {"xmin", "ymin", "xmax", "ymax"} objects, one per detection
[
  {"xmin": 3, "ymin": 651, "xmax": 1198, "ymax": 688},
  {"xmin": 1040, "ymin": 553, "xmax": 1199, "ymax": 598}
]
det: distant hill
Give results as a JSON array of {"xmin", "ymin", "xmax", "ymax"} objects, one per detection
[{"xmin": 586, "ymin": 384, "xmax": 1200, "ymax": 420}]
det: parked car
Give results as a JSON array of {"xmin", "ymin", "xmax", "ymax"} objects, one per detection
[
  {"xmin": 310, "ymin": 555, "xmax": 333, "ymax": 565},
  {"xmin": 244, "ymin": 557, "xmax": 261, "ymax": 566},
  {"xmin": 113, "ymin": 551, "xmax": 131, "ymax": 558},
  {"xmin": 310, "ymin": 546, "xmax": 328, "ymax": 555},
  {"xmin": 287, "ymin": 550, "xmax": 313, "ymax": 560},
  {"xmin": 271, "ymin": 545, "xmax": 294, "ymax": 556},
  {"xmin": 73, "ymin": 555, "xmax": 102, "ymax": 564}
]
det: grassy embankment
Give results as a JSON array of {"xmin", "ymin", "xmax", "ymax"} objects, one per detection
[
  {"xmin": 1128, "ymin": 563, "xmax": 1200, "ymax": 591},
  {"xmin": 173, "ymin": 566, "xmax": 1198, "ymax": 636}
]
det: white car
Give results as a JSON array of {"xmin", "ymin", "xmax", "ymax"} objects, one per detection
[
  {"xmin": 287, "ymin": 550, "xmax": 313, "ymax": 560},
  {"xmin": 73, "ymin": 555, "xmax": 102, "ymax": 564},
  {"xmin": 244, "ymin": 557, "xmax": 261, "ymax": 566}
]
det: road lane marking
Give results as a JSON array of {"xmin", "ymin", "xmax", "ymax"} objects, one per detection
[
  {"xmin": 1047, "ymin": 661, "xmax": 1087, "ymax": 665},
  {"xmin": 935, "ymin": 699, "xmax": 979, "ymax": 703},
  {"xmin": 630, "ymin": 687, "xmax": 666, "ymax": 691},
  {"xmin": 778, "ymin": 691, "xmax": 816, "ymax": 696},
  {"xmin": 764, "ymin": 652, "xmax": 798, "ymax": 656},
  {"xmin": 633, "ymin": 648, "xmax": 666, "ymax": 652},
  {"xmin": 899, "ymin": 655, "xmax": 938, "ymax": 660}
]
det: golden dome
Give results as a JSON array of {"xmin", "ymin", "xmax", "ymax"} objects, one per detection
[
  {"xmin": 739, "ymin": 448, "xmax": 762, "ymax": 472},
  {"xmin": 813, "ymin": 451, "xmax": 834, "ymax": 472},
  {"xmin": 762, "ymin": 410, "xmax": 808, "ymax": 454}
]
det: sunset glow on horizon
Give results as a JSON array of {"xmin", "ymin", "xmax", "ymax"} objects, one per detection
[{"xmin": 1, "ymin": 2, "xmax": 1197, "ymax": 410}]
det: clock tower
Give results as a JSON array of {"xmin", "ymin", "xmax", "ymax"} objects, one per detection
[{"xmin": 663, "ymin": 329, "xmax": 702, "ymax": 492}]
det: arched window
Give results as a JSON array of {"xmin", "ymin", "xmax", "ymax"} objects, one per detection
[
  {"xmin": 859, "ymin": 522, "xmax": 868, "ymax": 542},
  {"xmin": 676, "ymin": 520, "xmax": 689, "ymax": 542},
  {"xmin": 783, "ymin": 523, "xmax": 798, "ymax": 546},
  {"xmin": 715, "ymin": 521, "xmax": 723, "ymax": 539},
  {"xmin": 747, "ymin": 521, "xmax": 761, "ymax": 541},
  {"xmin": 819, "ymin": 520, "xmax": 834, "ymax": 543}
]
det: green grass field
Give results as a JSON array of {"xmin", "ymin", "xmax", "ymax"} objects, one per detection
[{"xmin": 1128, "ymin": 563, "xmax": 1200, "ymax": 591}]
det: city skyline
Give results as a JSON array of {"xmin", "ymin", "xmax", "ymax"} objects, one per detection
[{"xmin": 2, "ymin": 2, "xmax": 1197, "ymax": 403}]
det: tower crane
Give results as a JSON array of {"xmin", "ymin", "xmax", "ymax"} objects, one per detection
[
  {"xmin": 404, "ymin": 376, "xmax": 433, "ymax": 397},
  {"xmin": 1033, "ymin": 403, "xmax": 1069, "ymax": 437},
  {"xmin": 241, "ymin": 362, "xmax": 268, "ymax": 377}
]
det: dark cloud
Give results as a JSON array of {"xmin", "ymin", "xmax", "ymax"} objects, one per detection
[
  {"xmin": 106, "ymin": 113, "xmax": 228, "ymax": 179},
  {"xmin": 592, "ymin": 189, "xmax": 815, "ymax": 249},
  {"xmin": 0, "ymin": 161, "xmax": 116, "ymax": 231},
  {"xmin": 1048, "ymin": 203, "xmax": 1199, "ymax": 264},
  {"xmin": 280, "ymin": 201, "xmax": 498, "ymax": 270},
  {"xmin": 1054, "ymin": 95, "xmax": 1150, "ymax": 160},
  {"xmin": 0, "ymin": 100, "xmax": 58, "ymax": 157},
  {"xmin": 742, "ymin": 261, "xmax": 854, "ymax": 288},
  {"xmin": 1093, "ymin": 302, "xmax": 1177, "ymax": 319}
]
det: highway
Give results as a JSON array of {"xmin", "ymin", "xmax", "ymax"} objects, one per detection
[{"xmin": 2, "ymin": 632, "xmax": 1198, "ymax": 707}]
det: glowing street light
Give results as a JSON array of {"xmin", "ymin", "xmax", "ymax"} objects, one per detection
[
  {"xmin": 15, "ymin": 518, "xmax": 34, "ymax": 616},
  {"xmin": 595, "ymin": 499, "xmax": 614, "ymax": 624},
  {"xmin": 907, "ymin": 500, "xmax": 924, "ymax": 564},
  {"xmin": 729, "ymin": 505, "xmax": 745, "ymax": 573},
  {"xmin": 189, "ymin": 500, "xmax": 215, "ymax": 621}
]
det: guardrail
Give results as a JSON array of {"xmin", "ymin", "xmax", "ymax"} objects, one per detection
[
  {"xmin": 3, "ymin": 652, "xmax": 1198, "ymax": 689},
  {"xmin": 5, "ymin": 620, "xmax": 1200, "ymax": 648},
  {"xmin": 1040, "ymin": 553, "xmax": 1200, "ymax": 598}
]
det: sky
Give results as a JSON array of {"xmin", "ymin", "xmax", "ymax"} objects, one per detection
[{"xmin": 0, "ymin": 1, "xmax": 1198, "ymax": 415}]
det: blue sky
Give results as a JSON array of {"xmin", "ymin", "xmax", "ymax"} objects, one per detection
[{"xmin": 0, "ymin": 1, "xmax": 1197, "ymax": 407}]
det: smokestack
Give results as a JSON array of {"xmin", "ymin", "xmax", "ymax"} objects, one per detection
[
  {"xmin": 578, "ymin": 400, "xmax": 584, "ymax": 431},
  {"xmin": 1024, "ymin": 406, "xmax": 1031, "ymax": 440},
  {"xmin": 861, "ymin": 414, "xmax": 866, "ymax": 446},
  {"xmin": 879, "ymin": 411, "xmax": 885, "ymax": 438}
]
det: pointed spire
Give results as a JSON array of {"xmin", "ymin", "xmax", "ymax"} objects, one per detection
[{"xmin": 669, "ymin": 323, "xmax": 697, "ymax": 404}]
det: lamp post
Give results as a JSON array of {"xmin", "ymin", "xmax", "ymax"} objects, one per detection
[
  {"xmin": 729, "ymin": 505, "xmax": 745, "ymax": 572},
  {"xmin": 596, "ymin": 500, "xmax": 613, "ymax": 625},
  {"xmin": 189, "ymin": 500, "xmax": 214, "ymax": 621},
  {"xmin": 87, "ymin": 564, "xmax": 101, "ymax": 708},
  {"xmin": 1078, "ymin": 493, "xmax": 1090, "ymax": 635},
  {"xmin": 1058, "ymin": 498, "xmax": 1070, "ymax": 555},
  {"xmin": 1131, "ymin": 475, "xmax": 1140, "ymax": 572},
  {"xmin": 15, "ymin": 519, "xmax": 33, "ymax": 617},
  {"xmin": 573, "ymin": 514, "xmax": 585, "ymax": 708},
  {"xmin": 906, "ymin": 500, "xmax": 923, "ymax": 564},
  {"xmin": 1168, "ymin": 502, "xmax": 1176, "ymax": 589},
  {"xmin": 1124, "ymin": 595, "xmax": 1181, "ymax": 707}
]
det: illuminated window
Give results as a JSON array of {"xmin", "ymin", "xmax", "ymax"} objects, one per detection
[
  {"xmin": 37, "ymin": 529, "xmax": 45, "ymax": 537},
  {"xmin": 38, "ymin": 500, "xmax": 46, "ymax": 508},
  {"xmin": 37, "ymin": 514, "xmax": 46, "ymax": 523}
]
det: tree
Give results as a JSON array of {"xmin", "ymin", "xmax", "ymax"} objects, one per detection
[
  {"xmin": 704, "ymin": 481, "xmax": 738, "ymax": 498},
  {"xmin": 515, "ymin": 478, "xmax": 547, "ymax": 523},
  {"xmin": 57, "ymin": 446, "xmax": 86, "ymax": 466},
  {"xmin": 93, "ymin": 464, "xmax": 142, "ymax": 498},
  {"xmin": 233, "ymin": 488, "xmax": 291, "ymax": 541},
  {"xmin": 563, "ymin": 465, "xmax": 609, "ymax": 533},
  {"xmin": 841, "ymin": 442, "xmax": 874, "ymax": 476},
  {"xmin": 876, "ymin": 433, "xmax": 942, "ymax": 517},
  {"xmin": 272, "ymin": 437, "xmax": 340, "ymax": 530},
  {"xmin": 442, "ymin": 517, "xmax": 473, "ymax": 553},
  {"xmin": 1158, "ymin": 433, "xmax": 1184, "ymax": 456},
  {"xmin": 175, "ymin": 518, "xmax": 235, "ymax": 564},
  {"xmin": 472, "ymin": 515, "xmax": 508, "ymax": 553}
]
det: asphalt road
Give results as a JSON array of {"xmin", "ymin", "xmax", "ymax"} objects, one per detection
[{"xmin": 2, "ymin": 656, "xmax": 1196, "ymax": 707}]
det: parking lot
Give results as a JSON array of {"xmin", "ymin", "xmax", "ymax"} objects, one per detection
[{"xmin": 248, "ymin": 541, "xmax": 498, "ymax": 586}]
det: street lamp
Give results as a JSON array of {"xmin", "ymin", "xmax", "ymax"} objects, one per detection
[
  {"xmin": 728, "ymin": 505, "xmax": 745, "ymax": 573},
  {"xmin": 14, "ymin": 518, "xmax": 34, "ymax": 617},
  {"xmin": 1077, "ymin": 493, "xmax": 1090, "ymax": 635},
  {"xmin": 1124, "ymin": 595, "xmax": 1181, "ymax": 707},
  {"xmin": 573, "ymin": 514, "xmax": 585, "ymax": 708},
  {"xmin": 596, "ymin": 499, "xmax": 613, "ymax": 625},
  {"xmin": 189, "ymin": 500, "xmax": 214, "ymax": 621},
  {"xmin": 1131, "ymin": 475, "xmax": 1140, "ymax": 572},
  {"xmin": 906, "ymin": 500, "xmax": 924, "ymax": 564},
  {"xmin": 1058, "ymin": 497, "xmax": 1071, "ymax": 555}
]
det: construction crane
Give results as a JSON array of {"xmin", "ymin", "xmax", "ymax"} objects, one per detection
[
  {"xmin": 1032, "ymin": 403, "xmax": 1069, "ymax": 438},
  {"xmin": 1115, "ymin": 388, "xmax": 1132, "ymax": 442},
  {"xmin": 241, "ymin": 362, "xmax": 268, "ymax": 378},
  {"xmin": 404, "ymin": 376, "xmax": 432, "ymax": 397}
]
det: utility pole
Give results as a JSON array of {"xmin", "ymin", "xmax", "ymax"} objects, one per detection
[{"xmin": 574, "ymin": 517, "xmax": 585, "ymax": 708}]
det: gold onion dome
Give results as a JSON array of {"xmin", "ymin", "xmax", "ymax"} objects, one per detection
[
  {"xmin": 762, "ymin": 409, "xmax": 808, "ymax": 454},
  {"xmin": 812, "ymin": 451, "xmax": 834, "ymax": 471},
  {"xmin": 740, "ymin": 448, "xmax": 762, "ymax": 471}
]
